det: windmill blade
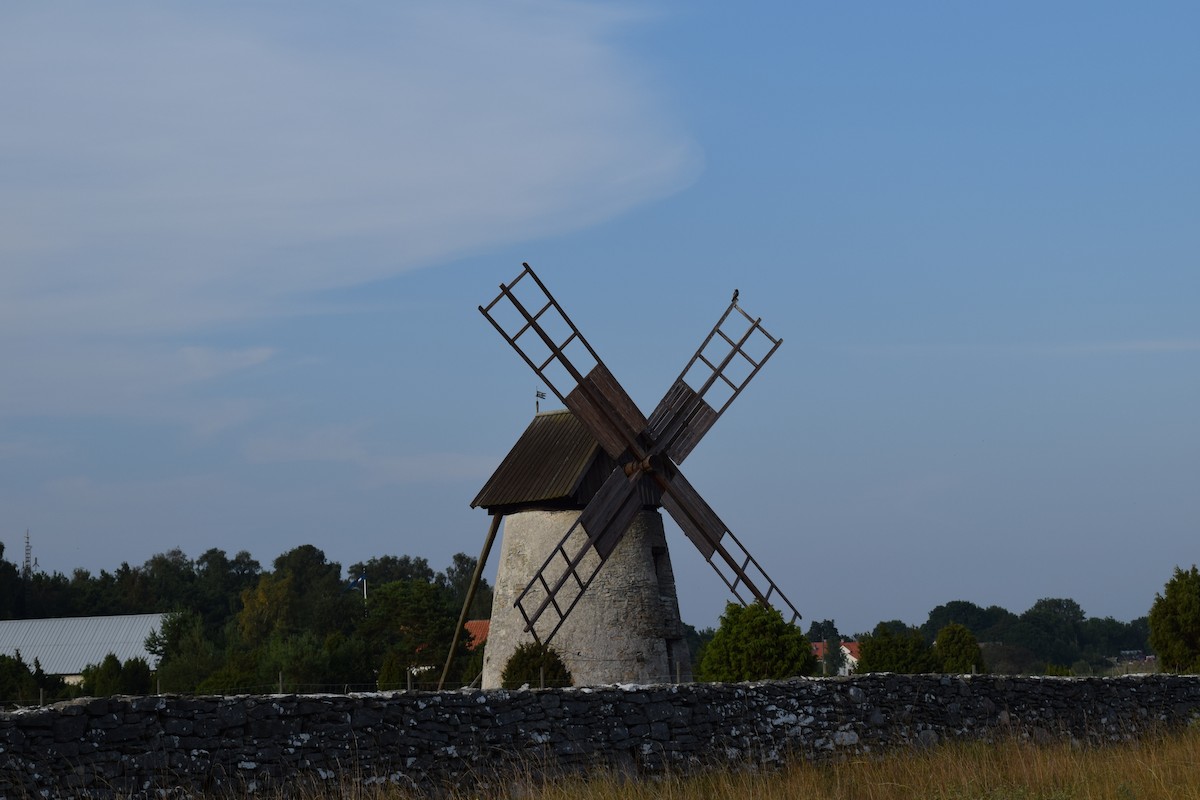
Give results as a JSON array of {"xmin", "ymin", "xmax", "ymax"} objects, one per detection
[
  {"xmin": 480, "ymin": 263, "xmax": 645, "ymax": 459},
  {"xmin": 656, "ymin": 465, "xmax": 801, "ymax": 625},
  {"xmin": 563, "ymin": 363, "xmax": 646, "ymax": 462},
  {"xmin": 513, "ymin": 467, "xmax": 650, "ymax": 643},
  {"xmin": 645, "ymin": 298, "xmax": 783, "ymax": 465}
]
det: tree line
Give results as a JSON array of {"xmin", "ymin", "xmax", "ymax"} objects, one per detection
[
  {"xmin": 688, "ymin": 596, "xmax": 1153, "ymax": 681},
  {"xmin": 0, "ymin": 540, "xmax": 493, "ymax": 701},
  {"xmin": 855, "ymin": 597, "xmax": 1150, "ymax": 676},
  {"xmin": 1, "ymin": 539, "xmax": 1184, "ymax": 702}
]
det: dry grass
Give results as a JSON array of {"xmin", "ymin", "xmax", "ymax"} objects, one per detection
[
  {"xmin": 76, "ymin": 728, "xmax": 1200, "ymax": 800},
  {"xmin": 460, "ymin": 728, "xmax": 1200, "ymax": 800}
]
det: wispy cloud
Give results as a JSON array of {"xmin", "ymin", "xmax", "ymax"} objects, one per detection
[
  {"xmin": 177, "ymin": 347, "xmax": 276, "ymax": 383},
  {"xmin": 0, "ymin": 439, "xmax": 74, "ymax": 463},
  {"xmin": 0, "ymin": 342, "xmax": 277, "ymax": 420},
  {"xmin": 244, "ymin": 425, "xmax": 494, "ymax": 486},
  {"xmin": 836, "ymin": 339, "xmax": 1200, "ymax": 358},
  {"xmin": 0, "ymin": 1, "xmax": 699, "ymax": 417},
  {"xmin": 1044, "ymin": 340, "xmax": 1200, "ymax": 355}
]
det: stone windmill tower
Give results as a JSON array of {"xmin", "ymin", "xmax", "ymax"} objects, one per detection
[
  {"xmin": 472, "ymin": 409, "xmax": 689, "ymax": 687},
  {"xmin": 441, "ymin": 263, "xmax": 802, "ymax": 690}
]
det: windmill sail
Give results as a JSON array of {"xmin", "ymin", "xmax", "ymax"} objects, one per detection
[{"xmin": 480, "ymin": 263, "xmax": 800, "ymax": 644}]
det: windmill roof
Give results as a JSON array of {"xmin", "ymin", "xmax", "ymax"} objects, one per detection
[
  {"xmin": 474, "ymin": 409, "xmax": 662, "ymax": 513},
  {"xmin": 472, "ymin": 409, "xmax": 603, "ymax": 511},
  {"xmin": 0, "ymin": 613, "xmax": 168, "ymax": 676}
]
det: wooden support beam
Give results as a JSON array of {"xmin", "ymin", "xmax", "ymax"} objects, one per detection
[{"xmin": 438, "ymin": 513, "xmax": 503, "ymax": 690}]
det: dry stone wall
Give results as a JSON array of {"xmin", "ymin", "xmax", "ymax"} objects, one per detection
[{"xmin": 3, "ymin": 674, "xmax": 1200, "ymax": 798}]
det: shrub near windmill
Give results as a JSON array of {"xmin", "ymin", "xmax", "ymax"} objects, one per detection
[{"xmin": 458, "ymin": 263, "xmax": 802, "ymax": 688}]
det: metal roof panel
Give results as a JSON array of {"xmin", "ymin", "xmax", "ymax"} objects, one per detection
[{"xmin": 0, "ymin": 613, "xmax": 169, "ymax": 675}]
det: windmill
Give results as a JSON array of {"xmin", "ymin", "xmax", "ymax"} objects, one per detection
[{"xmin": 440, "ymin": 263, "xmax": 801, "ymax": 689}]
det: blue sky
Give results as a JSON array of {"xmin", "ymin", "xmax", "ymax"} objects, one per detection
[{"xmin": 3, "ymin": 2, "xmax": 1197, "ymax": 636}]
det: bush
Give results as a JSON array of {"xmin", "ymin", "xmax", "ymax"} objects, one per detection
[
  {"xmin": 119, "ymin": 657, "xmax": 153, "ymax": 694},
  {"xmin": 697, "ymin": 602, "xmax": 816, "ymax": 682},
  {"xmin": 0, "ymin": 651, "xmax": 38, "ymax": 705},
  {"xmin": 81, "ymin": 653, "xmax": 124, "ymax": 696},
  {"xmin": 934, "ymin": 623, "xmax": 986, "ymax": 673},
  {"xmin": 377, "ymin": 650, "xmax": 409, "ymax": 690},
  {"xmin": 501, "ymin": 642, "xmax": 572, "ymax": 689}
]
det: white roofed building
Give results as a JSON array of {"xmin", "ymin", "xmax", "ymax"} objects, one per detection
[{"xmin": 0, "ymin": 613, "xmax": 168, "ymax": 684}]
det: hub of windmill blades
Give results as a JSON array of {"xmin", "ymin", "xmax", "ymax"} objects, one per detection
[
  {"xmin": 621, "ymin": 454, "xmax": 656, "ymax": 478},
  {"xmin": 479, "ymin": 262, "xmax": 803, "ymax": 645}
]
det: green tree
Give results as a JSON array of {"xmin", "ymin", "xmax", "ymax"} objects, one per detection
[
  {"xmin": 935, "ymin": 623, "xmax": 985, "ymax": 673},
  {"xmin": 142, "ymin": 548, "xmax": 196, "ymax": 611},
  {"xmin": 357, "ymin": 579, "xmax": 460, "ymax": 675},
  {"xmin": 921, "ymin": 601, "xmax": 1020, "ymax": 644},
  {"xmin": 347, "ymin": 555, "xmax": 435, "ymax": 587},
  {"xmin": 30, "ymin": 658, "xmax": 70, "ymax": 702},
  {"xmin": 23, "ymin": 570, "xmax": 75, "ymax": 618},
  {"xmin": 856, "ymin": 622, "xmax": 940, "ymax": 673},
  {"xmin": 683, "ymin": 624, "xmax": 716, "ymax": 669},
  {"xmin": 146, "ymin": 611, "xmax": 222, "ymax": 692},
  {"xmin": 377, "ymin": 650, "xmax": 412, "ymax": 689},
  {"xmin": 196, "ymin": 649, "xmax": 261, "ymax": 694},
  {"xmin": 270, "ymin": 545, "xmax": 358, "ymax": 638},
  {"xmin": 1011, "ymin": 597, "xmax": 1086, "ymax": 669},
  {"xmin": 697, "ymin": 602, "xmax": 816, "ymax": 682},
  {"xmin": 227, "ymin": 545, "xmax": 369, "ymax": 691},
  {"xmin": 455, "ymin": 643, "xmax": 486, "ymax": 688},
  {"xmin": 322, "ymin": 631, "xmax": 373, "ymax": 688},
  {"xmin": 1148, "ymin": 565, "xmax": 1200, "ymax": 673},
  {"xmin": 435, "ymin": 553, "xmax": 493, "ymax": 619},
  {"xmin": 70, "ymin": 568, "xmax": 111, "ymax": 615},
  {"xmin": 235, "ymin": 545, "xmax": 357, "ymax": 642},
  {"xmin": 112, "ymin": 562, "xmax": 154, "ymax": 613},
  {"xmin": 258, "ymin": 631, "xmax": 333, "ymax": 690},
  {"xmin": 119, "ymin": 657, "xmax": 152, "ymax": 694},
  {"xmin": 194, "ymin": 548, "xmax": 261, "ymax": 638},
  {"xmin": 806, "ymin": 619, "xmax": 839, "ymax": 643},
  {"xmin": 500, "ymin": 642, "xmax": 572, "ymax": 689},
  {"xmin": 822, "ymin": 637, "xmax": 847, "ymax": 676},
  {"xmin": 0, "ymin": 651, "xmax": 38, "ymax": 704},
  {"xmin": 81, "ymin": 653, "xmax": 124, "ymax": 696},
  {"xmin": 237, "ymin": 571, "xmax": 294, "ymax": 643},
  {"xmin": 1078, "ymin": 615, "xmax": 1150, "ymax": 669},
  {"xmin": 978, "ymin": 642, "xmax": 1039, "ymax": 675},
  {"xmin": 0, "ymin": 542, "xmax": 22, "ymax": 619},
  {"xmin": 807, "ymin": 619, "xmax": 845, "ymax": 675}
]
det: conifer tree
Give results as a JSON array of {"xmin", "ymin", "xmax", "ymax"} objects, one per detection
[
  {"xmin": 697, "ymin": 602, "xmax": 816, "ymax": 682},
  {"xmin": 1148, "ymin": 565, "xmax": 1200, "ymax": 673}
]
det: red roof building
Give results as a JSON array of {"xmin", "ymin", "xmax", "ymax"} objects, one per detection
[
  {"xmin": 810, "ymin": 640, "xmax": 860, "ymax": 675},
  {"xmin": 464, "ymin": 619, "xmax": 489, "ymax": 651}
]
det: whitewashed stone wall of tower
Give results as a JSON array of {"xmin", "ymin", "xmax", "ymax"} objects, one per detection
[{"xmin": 482, "ymin": 509, "xmax": 691, "ymax": 689}]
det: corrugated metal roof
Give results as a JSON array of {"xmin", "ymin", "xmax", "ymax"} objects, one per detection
[
  {"xmin": 472, "ymin": 409, "xmax": 604, "ymax": 510},
  {"xmin": 0, "ymin": 613, "xmax": 168, "ymax": 675}
]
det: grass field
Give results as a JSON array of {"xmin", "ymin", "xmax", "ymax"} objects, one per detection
[
  {"xmin": 355, "ymin": 727, "xmax": 1200, "ymax": 800},
  {"xmin": 22, "ymin": 727, "xmax": 1198, "ymax": 799}
]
